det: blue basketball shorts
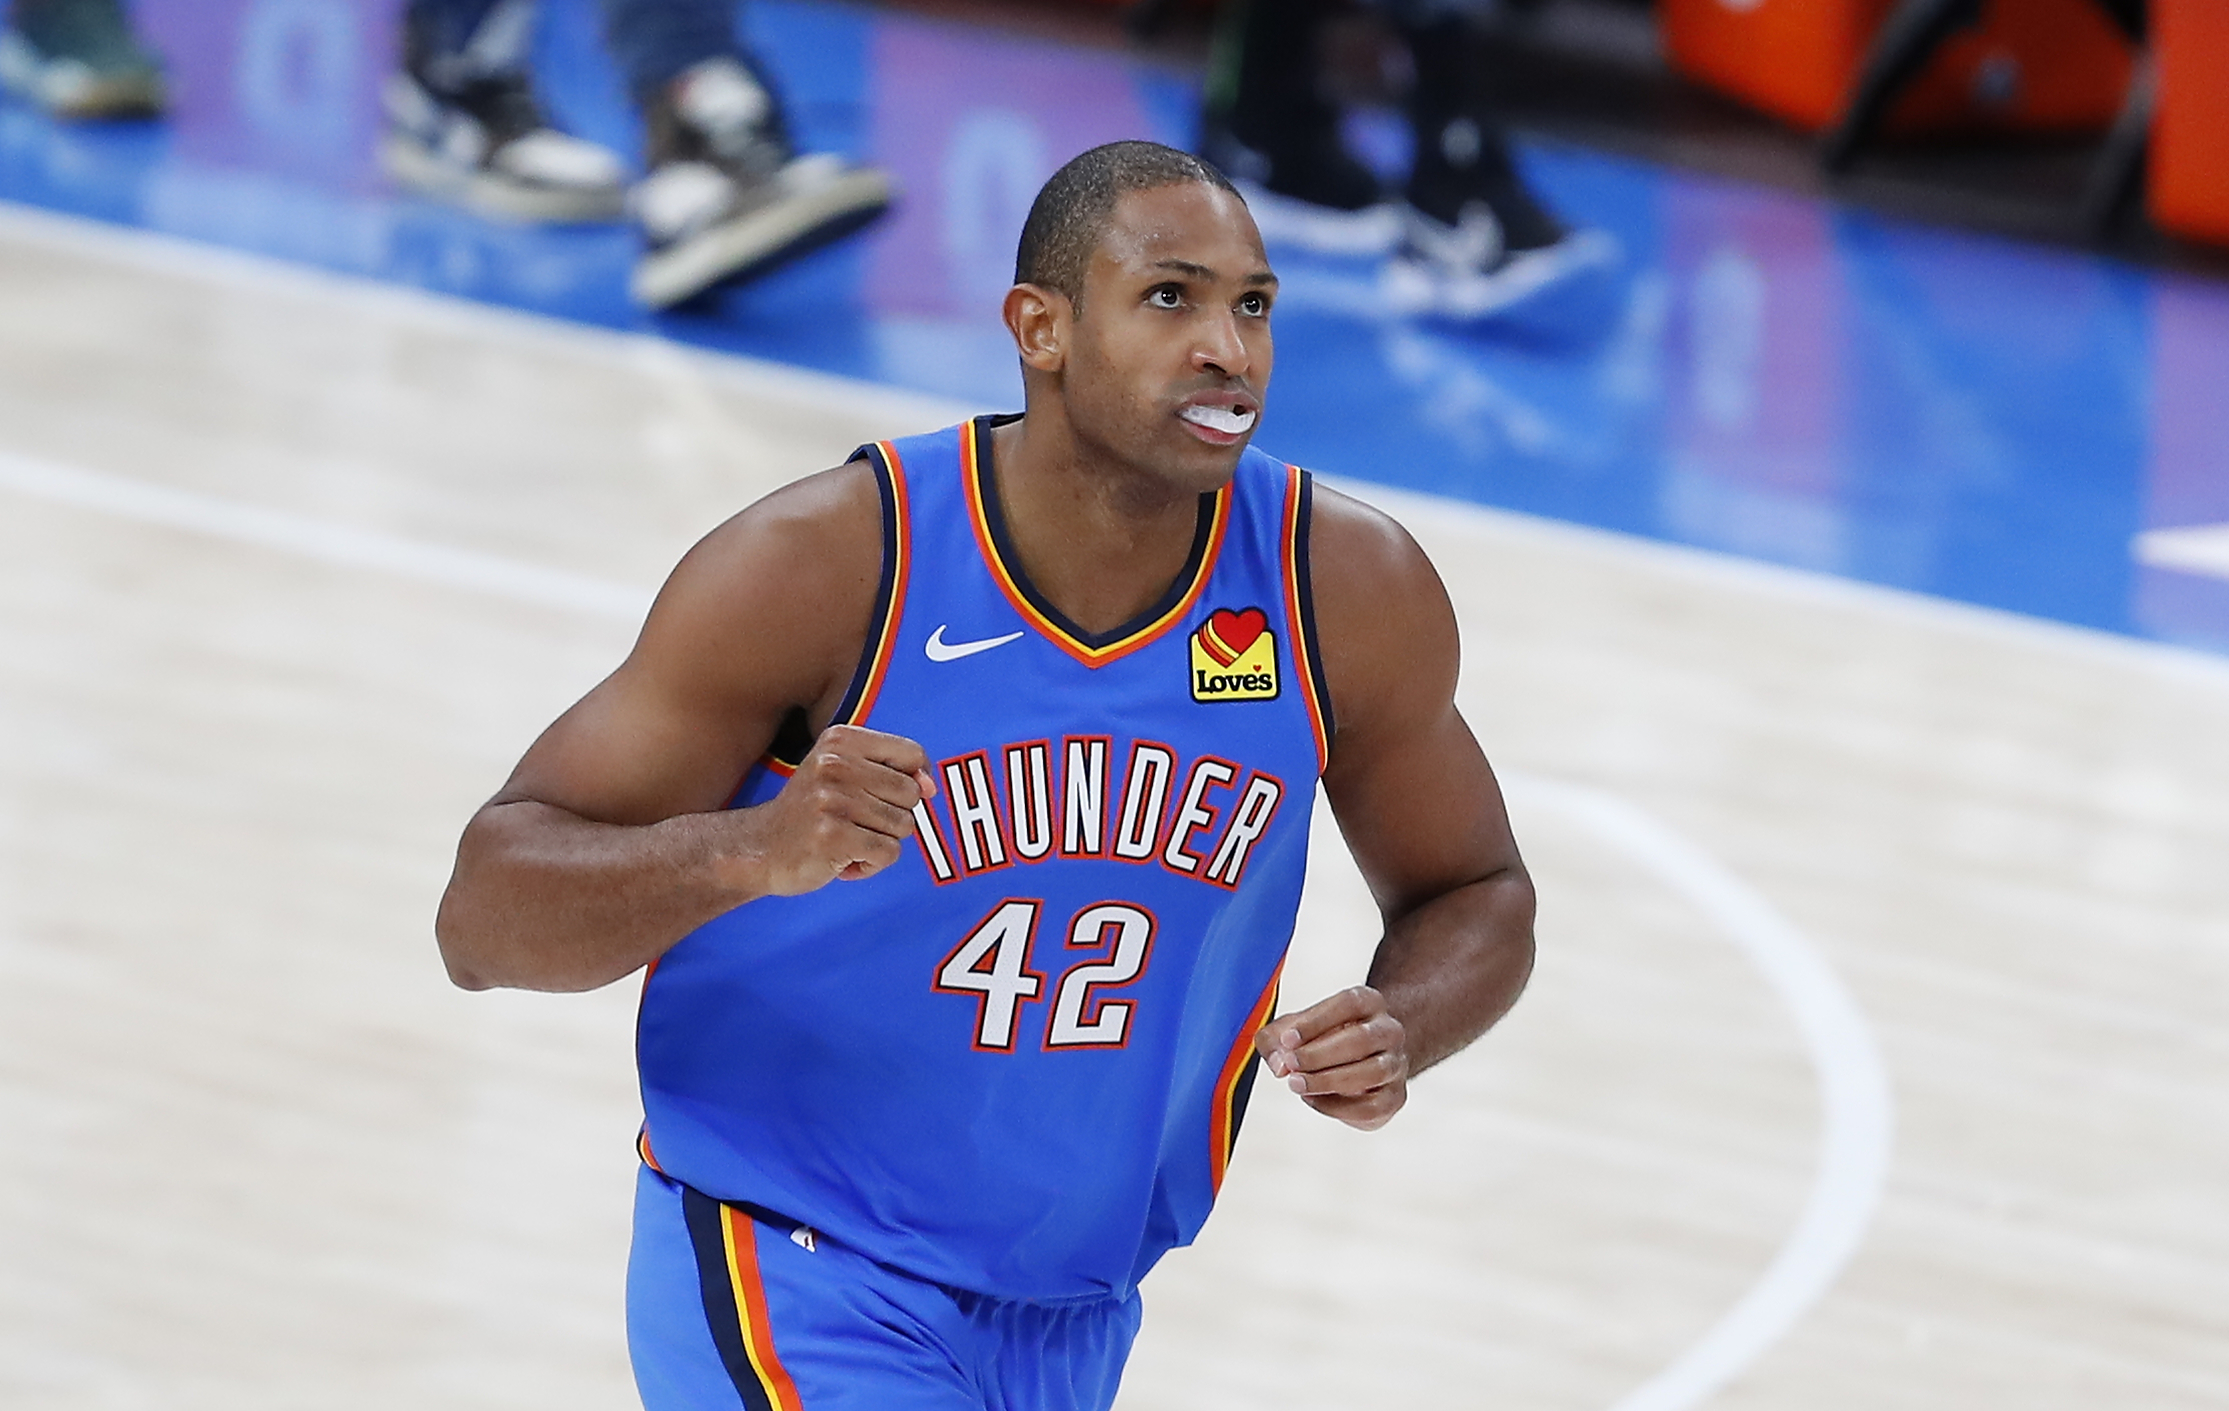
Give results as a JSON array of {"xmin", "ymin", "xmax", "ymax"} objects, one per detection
[{"xmin": 627, "ymin": 1166, "xmax": 1144, "ymax": 1411}]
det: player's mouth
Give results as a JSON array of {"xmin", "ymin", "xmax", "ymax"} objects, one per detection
[{"xmin": 1177, "ymin": 399, "xmax": 1259, "ymax": 445}]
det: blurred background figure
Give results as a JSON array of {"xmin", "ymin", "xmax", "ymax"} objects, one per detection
[
  {"xmin": 0, "ymin": 0, "xmax": 164, "ymax": 119},
  {"xmin": 384, "ymin": 0, "xmax": 892, "ymax": 308},
  {"xmin": 1200, "ymin": 0, "xmax": 1614, "ymax": 322}
]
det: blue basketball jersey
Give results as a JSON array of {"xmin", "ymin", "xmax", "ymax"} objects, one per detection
[{"xmin": 635, "ymin": 415, "xmax": 1334, "ymax": 1303}]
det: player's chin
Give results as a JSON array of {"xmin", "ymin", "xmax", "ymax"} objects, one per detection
[{"xmin": 1160, "ymin": 424, "xmax": 1250, "ymax": 486}]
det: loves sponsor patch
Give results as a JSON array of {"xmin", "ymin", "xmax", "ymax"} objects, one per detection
[{"xmin": 1190, "ymin": 606, "xmax": 1279, "ymax": 703}]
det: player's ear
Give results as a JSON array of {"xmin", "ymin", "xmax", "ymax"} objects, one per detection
[{"xmin": 1004, "ymin": 283, "xmax": 1068, "ymax": 373}]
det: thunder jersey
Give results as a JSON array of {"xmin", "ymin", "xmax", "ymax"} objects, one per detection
[{"xmin": 635, "ymin": 415, "xmax": 1334, "ymax": 1303}]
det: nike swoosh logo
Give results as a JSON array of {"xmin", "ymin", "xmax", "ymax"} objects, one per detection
[{"xmin": 925, "ymin": 625, "xmax": 1025, "ymax": 662}]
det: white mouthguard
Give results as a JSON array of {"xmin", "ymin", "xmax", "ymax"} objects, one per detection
[{"xmin": 1180, "ymin": 404, "xmax": 1257, "ymax": 435}]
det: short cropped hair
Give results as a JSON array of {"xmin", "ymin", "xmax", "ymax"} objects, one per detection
[{"xmin": 1014, "ymin": 141, "xmax": 1239, "ymax": 316}]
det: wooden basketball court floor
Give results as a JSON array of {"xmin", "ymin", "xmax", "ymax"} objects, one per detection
[{"xmin": 1, "ymin": 203, "xmax": 2224, "ymax": 1411}]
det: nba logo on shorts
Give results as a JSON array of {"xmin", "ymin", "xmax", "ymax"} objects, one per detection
[{"xmin": 1190, "ymin": 607, "xmax": 1279, "ymax": 703}]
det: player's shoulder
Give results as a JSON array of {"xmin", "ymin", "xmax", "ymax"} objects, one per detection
[
  {"xmin": 1306, "ymin": 479, "xmax": 1443, "ymax": 604},
  {"xmin": 674, "ymin": 457, "xmax": 882, "ymax": 599},
  {"xmin": 1303, "ymin": 479, "xmax": 1459, "ymax": 737},
  {"xmin": 721, "ymin": 455, "xmax": 882, "ymax": 551},
  {"xmin": 632, "ymin": 457, "xmax": 885, "ymax": 683}
]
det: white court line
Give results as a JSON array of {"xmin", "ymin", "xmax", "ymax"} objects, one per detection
[
  {"xmin": 6, "ymin": 197, "xmax": 2225, "ymax": 691},
  {"xmin": 1505, "ymin": 774, "xmax": 1895, "ymax": 1411},
  {"xmin": 0, "ymin": 448, "xmax": 651, "ymax": 624},
  {"xmin": 2135, "ymin": 522, "xmax": 2229, "ymax": 583},
  {"xmin": 0, "ymin": 199, "xmax": 974, "ymax": 438},
  {"xmin": 1334, "ymin": 477, "xmax": 2229, "ymax": 697},
  {"xmin": 1, "ymin": 444, "xmax": 1895, "ymax": 1410}
]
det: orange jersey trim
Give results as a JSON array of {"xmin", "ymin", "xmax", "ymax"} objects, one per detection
[
  {"xmin": 732, "ymin": 445, "xmax": 905, "ymax": 796},
  {"xmin": 1210, "ymin": 963, "xmax": 1284, "ymax": 1194},
  {"xmin": 961, "ymin": 418, "xmax": 1229, "ymax": 668},
  {"xmin": 840, "ymin": 441, "xmax": 912, "ymax": 725},
  {"xmin": 635, "ymin": 969, "xmax": 664, "ymax": 1178},
  {"xmin": 1281, "ymin": 465, "xmax": 1332, "ymax": 773}
]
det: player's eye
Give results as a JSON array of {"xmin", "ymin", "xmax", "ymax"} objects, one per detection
[
  {"xmin": 1238, "ymin": 292, "xmax": 1270, "ymax": 317},
  {"xmin": 1147, "ymin": 285, "xmax": 1183, "ymax": 309}
]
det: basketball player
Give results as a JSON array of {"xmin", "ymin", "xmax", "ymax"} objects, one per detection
[{"xmin": 436, "ymin": 140, "xmax": 1535, "ymax": 1410}]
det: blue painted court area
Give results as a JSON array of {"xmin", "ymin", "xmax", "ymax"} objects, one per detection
[{"xmin": 4, "ymin": 0, "xmax": 2226, "ymax": 651}]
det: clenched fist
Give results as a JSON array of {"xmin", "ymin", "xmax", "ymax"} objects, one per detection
[{"xmin": 748, "ymin": 724, "xmax": 936, "ymax": 895}]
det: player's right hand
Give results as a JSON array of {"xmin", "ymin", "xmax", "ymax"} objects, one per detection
[
  {"xmin": 1255, "ymin": 984, "xmax": 1410, "ymax": 1131},
  {"xmin": 746, "ymin": 724, "xmax": 936, "ymax": 895}
]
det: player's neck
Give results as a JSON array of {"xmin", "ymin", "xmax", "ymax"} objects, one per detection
[{"xmin": 989, "ymin": 415, "xmax": 1204, "ymax": 638}]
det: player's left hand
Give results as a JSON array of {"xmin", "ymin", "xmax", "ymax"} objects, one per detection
[{"xmin": 1255, "ymin": 985, "xmax": 1409, "ymax": 1131}]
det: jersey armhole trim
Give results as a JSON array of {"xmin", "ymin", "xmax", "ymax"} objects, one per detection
[
  {"xmin": 726, "ymin": 447, "xmax": 905, "ymax": 804},
  {"xmin": 1210, "ymin": 962, "xmax": 1284, "ymax": 1195},
  {"xmin": 828, "ymin": 441, "xmax": 911, "ymax": 728},
  {"xmin": 1283, "ymin": 466, "xmax": 1335, "ymax": 774}
]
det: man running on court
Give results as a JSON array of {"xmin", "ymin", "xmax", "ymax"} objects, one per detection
[{"xmin": 436, "ymin": 139, "xmax": 1536, "ymax": 1410}]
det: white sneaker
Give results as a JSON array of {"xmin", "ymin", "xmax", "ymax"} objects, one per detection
[
  {"xmin": 629, "ymin": 58, "xmax": 891, "ymax": 309},
  {"xmin": 0, "ymin": 0, "xmax": 164, "ymax": 120},
  {"xmin": 1235, "ymin": 179, "xmax": 1401, "ymax": 258},
  {"xmin": 380, "ymin": 0, "xmax": 626, "ymax": 224},
  {"xmin": 1383, "ymin": 202, "xmax": 1619, "ymax": 323},
  {"xmin": 380, "ymin": 71, "xmax": 628, "ymax": 224},
  {"xmin": 631, "ymin": 152, "xmax": 892, "ymax": 309}
]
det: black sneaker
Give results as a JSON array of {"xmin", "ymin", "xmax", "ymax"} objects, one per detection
[
  {"xmin": 1384, "ymin": 206, "xmax": 1618, "ymax": 322},
  {"xmin": 380, "ymin": 0, "xmax": 626, "ymax": 223},
  {"xmin": 629, "ymin": 58, "xmax": 892, "ymax": 310},
  {"xmin": 0, "ymin": 0, "xmax": 163, "ymax": 120},
  {"xmin": 1385, "ymin": 115, "xmax": 1616, "ymax": 321}
]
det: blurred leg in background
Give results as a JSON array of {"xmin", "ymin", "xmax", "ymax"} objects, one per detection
[
  {"xmin": 1200, "ymin": 0, "xmax": 1614, "ymax": 321},
  {"xmin": 609, "ymin": 0, "xmax": 891, "ymax": 311},
  {"xmin": 1383, "ymin": 0, "xmax": 1615, "ymax": 320},
  {"xmin": 385, "ymin": 0, "xmax": 632, "ymax": 223},
  {"xmin": 385, "ymin": 0, "xmax": 891, "ymax": 309},
  {"xmin": 0, "ymin": 0, "xmax": 164, "ymax": 120},
  {"xmin": 1199, "ymin": 0, "xmax": 1398, "ymax": 253}
]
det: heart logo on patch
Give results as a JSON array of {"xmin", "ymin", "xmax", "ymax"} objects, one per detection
[{"xmin": 1199, "ymin": 607, "xmax": 1269, "ymax": 666}]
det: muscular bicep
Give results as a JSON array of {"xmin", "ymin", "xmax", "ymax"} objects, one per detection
[
  {"xmin": 490, "ymin": 464, "xmax": 881, "ymax": 826},
  {"xmin": 494, "ymin": 660, "xmax": 782, "ymax": 825},
  {"xmin": 1323, "ymin": 699, "xmax": 1521, "ymax": 918},
  {"xmin": 1314, "ymin": 488, "xmax": 1523, "ymax": 916}
]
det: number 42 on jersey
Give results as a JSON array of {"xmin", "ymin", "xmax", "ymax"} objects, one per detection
[{"xmin": 935, "ymin": 900, "xmax": 1156, "ymax": 1051}]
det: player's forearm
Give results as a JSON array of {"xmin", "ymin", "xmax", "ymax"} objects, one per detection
[
  {"xmin": 435, "ymin": 799, "xmax": 767, "ymax": 993},
  {"xmin": 1366, "ymin": 866, "xmax": 1536, "ymax": 1074}
]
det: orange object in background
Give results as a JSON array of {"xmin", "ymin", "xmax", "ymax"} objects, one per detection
[
  {"xmin": 2150, "ymin": 0, "xmax": 2229, "ymax": 246},
  {"xmin": 1662, "ymin": 0, "xmax": 2134, "ymax": 136}
]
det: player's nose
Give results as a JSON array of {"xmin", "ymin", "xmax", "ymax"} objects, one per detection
[{"xmin": 1191, "ymin": 305, "xmax": 1250, "ymax": 379}]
